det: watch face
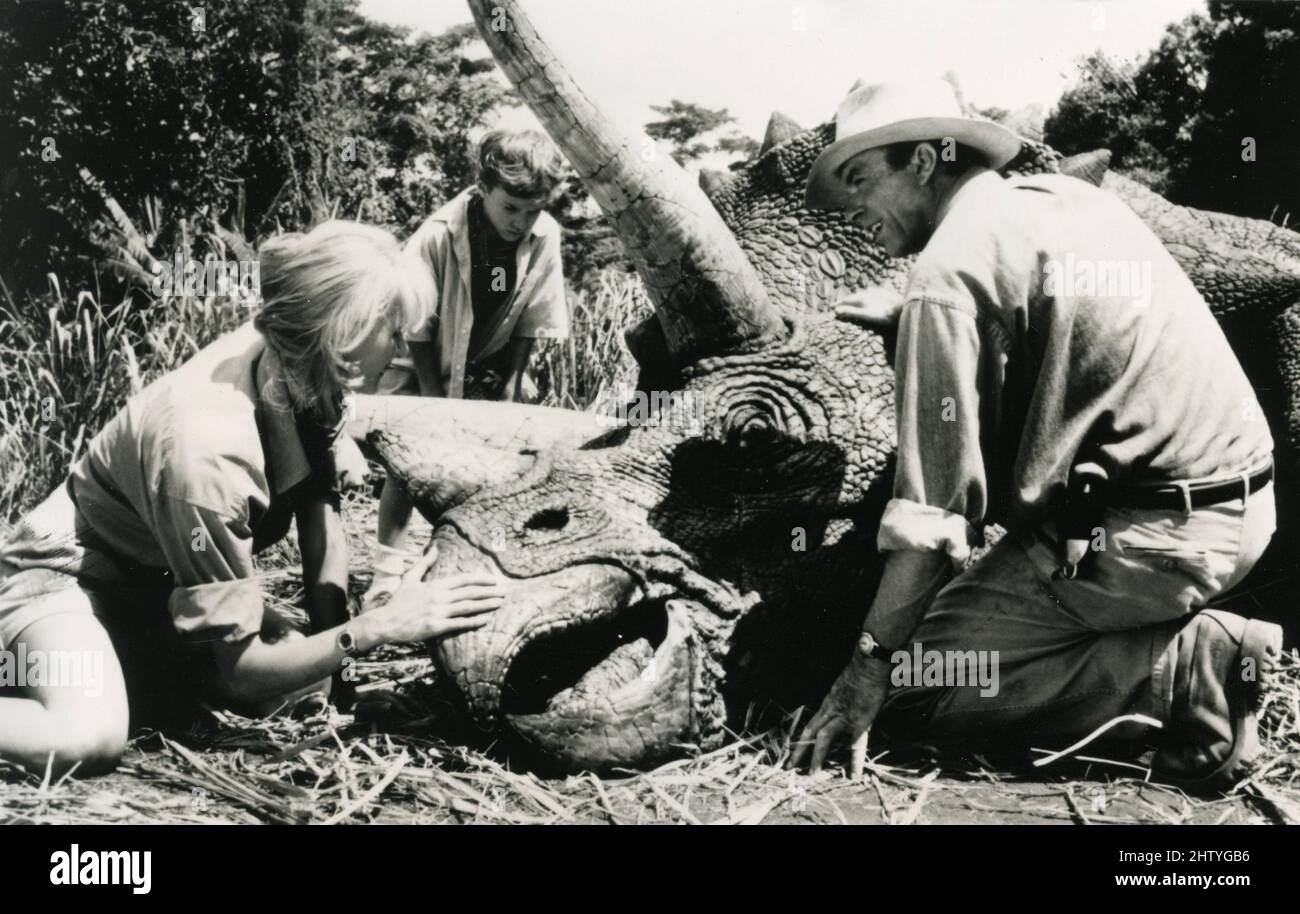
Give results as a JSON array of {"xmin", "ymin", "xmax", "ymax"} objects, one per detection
[
  {"xmin": 338, "ymin": 630, "xmax": 356, "ymax": 653},
  {"xmin": 858, "ymin": 632, "xmax": 877, "ymax": 655}
]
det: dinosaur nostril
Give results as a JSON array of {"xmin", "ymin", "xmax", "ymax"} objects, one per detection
[{"xmin": 525, "ymin": 507, "xmax": 570, "ymax": 532}]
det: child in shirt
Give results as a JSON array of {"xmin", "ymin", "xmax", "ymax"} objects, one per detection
[{"xmin": 367, "ymin": 129, "xmax": 570, "ymax": 598}]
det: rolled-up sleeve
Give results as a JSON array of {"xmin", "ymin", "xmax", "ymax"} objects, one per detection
[
  {"xmin": 513, "ymin": 229, "xmax": 569, "ymax": 340},
  {"xmin": 152, "ymin": 495, "xmax": 265, "ymax": 643},
  {"xmin": 878, "ymin": 295, "xmax": 987, "ymax": 566},
  {"xmin": 401, "ymin": 223, "xmax": 445, "ymax": 343}
]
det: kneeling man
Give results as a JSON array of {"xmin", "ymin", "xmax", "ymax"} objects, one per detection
[{"xmin": 796, "ymin": 79, "xmax": 1282, "ymax": 789}]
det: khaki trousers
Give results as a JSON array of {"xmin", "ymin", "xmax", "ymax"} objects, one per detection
[{"xmin": 881, "ymin": 479, "xmax": 1277, "ymax": 748}]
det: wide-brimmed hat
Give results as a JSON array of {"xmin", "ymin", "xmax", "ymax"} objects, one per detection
[{"xmin": 804, "ymin": 79, "xmax": 1023, "ymax": 210}]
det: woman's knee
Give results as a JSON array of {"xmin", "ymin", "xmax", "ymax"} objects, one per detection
[
  {"xmin": 15, "ymin": 612, "xmax": 131, "ymax": 772},
  {"xmin": 45, "ymin": 711, "xmax": 128, "ymax": 772}
]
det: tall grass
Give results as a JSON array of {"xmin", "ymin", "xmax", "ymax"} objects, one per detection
[
  {"xmin": 0, "ymin": 263, "xmax": 649, "ymax": 523},
  {"xmin": 0, "ymin": 277, "xmax": 251, "ymax": 519},
  {"xmin": 533, "ymin": 269, "xmax": 650, "ymax": 412}
]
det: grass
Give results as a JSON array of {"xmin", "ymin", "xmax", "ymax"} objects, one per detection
[
  {"xmin": 0, "ymin": 259, "xmax": 646, "ymax": 521},
  {"xmin": 532, "ymin": 268, "xmax": 650, "ymax": 412},
  {"xmin": 0, "ymin": 485, "xmax": 1297, "ymax": 825},
  {"xmin": 0, "ymin": 275, "xmax": 251, "ymax": 521},
  {"xmin": 1, "ymin": 251, "xmax": 1297, "ymax": 823}
]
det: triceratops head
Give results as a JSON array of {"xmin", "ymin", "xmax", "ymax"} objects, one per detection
[{"xmin": 347, "ymin": 0, "xmax": 1063, "ymax": 772}]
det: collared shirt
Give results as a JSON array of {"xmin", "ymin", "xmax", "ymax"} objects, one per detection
[
  {"xmin": 67, "ymin": 321, "xmax": 336, "ymax": 642},
  {"xmin": 879, "ymin": 170, "xmax": 1274, "ymax": 564},
  {"xmin": 402, "ymin": 186, "xmax": 569, "ymax": 399}
]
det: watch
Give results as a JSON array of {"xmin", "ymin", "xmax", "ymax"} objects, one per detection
[
  {"xmin": 337, "ymin": 626, "xmax": 364, "ymax": 658},
  {"xmin": 856, "ymin": 631, "xmax": 896, "ymax": 663}
]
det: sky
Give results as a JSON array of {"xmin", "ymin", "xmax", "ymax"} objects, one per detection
[{"xmin": 357, "ymin": 0, "xmax": 1206, "ymax": 148}]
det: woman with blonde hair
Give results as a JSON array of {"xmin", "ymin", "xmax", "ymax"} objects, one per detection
[{"xmin": 0, "ymin": 220, "xmax": 503, "ymax": 775}]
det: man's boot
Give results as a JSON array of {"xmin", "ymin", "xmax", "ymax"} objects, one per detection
[{"xmin": 1152, "ymin": 609, "xmax": 1283, "ymax": 789}]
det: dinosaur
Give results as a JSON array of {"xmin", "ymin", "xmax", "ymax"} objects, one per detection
[{"xmin": 346, "ymin": 0, "xmax": 1300, "ymax": 774}]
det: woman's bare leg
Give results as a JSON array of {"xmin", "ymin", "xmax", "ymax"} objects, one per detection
[{"xmin": 0, "ymin": 610, "xmax": 129, "ymax": 775}]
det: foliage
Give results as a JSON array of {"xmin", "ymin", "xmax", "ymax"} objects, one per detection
[
  {"xmin": 0, "ymin": 254, "xmax": 646, "ymax": 520},
  {"xmin": 0, "ymin": 266, "xmax": 250, "ymax": 520},
  {"xmin": 1045, "ymin": 2, "xmax": 1299, "ymax": 222},
  {"xmin": 644, "ymin": 98, "xmax": 756, "ymax": 167},
  {"xmin": 0, "ymin": 0, "xmax": 513, "ymax": 296}
]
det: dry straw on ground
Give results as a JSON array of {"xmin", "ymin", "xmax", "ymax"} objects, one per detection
[
  {"xmin": 3, "ymin": 490, "xmax": 1297, "ymax": 826},
  {"xmin": 2, "ymin": 256, "xmax": 1296, "ymax": 824}
]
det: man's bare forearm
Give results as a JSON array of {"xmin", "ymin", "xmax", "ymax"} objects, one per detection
[{"xmin": 861, "ymin": 550, "xmax": 953, "ymax": 650}]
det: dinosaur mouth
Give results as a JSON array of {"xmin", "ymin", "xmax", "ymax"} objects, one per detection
[
  {"xmin": 425, "ymin": 532, "xmax": 708, "ymax": 772},
  {"xmin": 498, "ymin": 596, "xmax": 702, "ymax": 772},
  {"xmin": 501, "ymin": 596, "xmax": 671, "ymax": 716}
]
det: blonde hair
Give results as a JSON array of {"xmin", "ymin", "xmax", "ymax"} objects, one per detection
[{"xmin": 253, "ymin": 220, "xmax": 432, "ymax": 417}]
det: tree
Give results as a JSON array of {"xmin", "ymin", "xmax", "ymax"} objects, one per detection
[
  {"xmin": 0, "ymin": 0, "xmax": 513, "ymax": 297},
  {"xmin": 1184, "ymin": 1, "xmax": 1300, "ymax": 223},
  {"xmin": 644, "ymin": 99, "xmax": 756, "ymax": 167},
  {"xmin": 1044, "ymin": 3, "xmax": 1298, "ymax": 223}
]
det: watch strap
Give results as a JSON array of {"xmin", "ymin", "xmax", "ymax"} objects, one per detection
[{"xmin": 857, "ymin": 631, "xmax": 896, "ymax": 662}]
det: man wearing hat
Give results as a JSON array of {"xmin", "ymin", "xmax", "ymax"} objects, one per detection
[{"xmin": 792, "ymin": 78, "xmax": 1282, "ymax": 789}]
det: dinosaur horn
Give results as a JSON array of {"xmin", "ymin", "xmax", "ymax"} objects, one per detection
[
  {"xmin": 466, "ymin": 0, "xmax": 787, "ymax": 366},
  {"xmin": 760, "ymin": 111, "xmax": 804, "ymax": 155}
]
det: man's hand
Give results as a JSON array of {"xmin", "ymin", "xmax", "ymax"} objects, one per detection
[
  {"xmin": 834, "ymin": 286, "xmax": 907, "ymax": 329},
  {"xmin": 789, "ymin": 654, "xmax": 892, "ymax": 778},
  {"xmin": 332, "ymin": 436, "xmax": 370, "ymax": 491}
]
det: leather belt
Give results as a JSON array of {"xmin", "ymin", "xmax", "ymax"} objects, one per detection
[{"xmin": 1108, "ymin": 462, "xmax": 1273, "ymax": 512}]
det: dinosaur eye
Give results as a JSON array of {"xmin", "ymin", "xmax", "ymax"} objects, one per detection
[{"xmin": 722, "ymin": 403, "xmax": 784, "ymax": 450}]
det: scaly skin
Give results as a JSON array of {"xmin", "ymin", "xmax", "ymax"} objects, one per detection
[{"xmin": 363, "ymin": 3, "xmax": 1300, "ymax": 773}]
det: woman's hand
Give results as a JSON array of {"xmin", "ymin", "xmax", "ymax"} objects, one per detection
[
  {"xmin": 789, "ymin": 654, "xmax": 892, "ymax": 778},
  {"xmin": 354, "ymin": 547, "xmax": 505, "ymax": 648},
  {"xmin": 834, "ymin": 286, "xmax": 907, "ymax": 329}
]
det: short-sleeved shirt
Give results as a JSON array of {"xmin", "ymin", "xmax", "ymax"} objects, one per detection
[
  {"xmin": 65, "ymin": 321, "xmax": 340, "ymax": 642},
  {"xmin": 401, "ymin": 186, "xmax": 568, "ymax": 399},
  {"xmin": 879, "ymin": 170, "xmax": 1274, "ymax": 564}
]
